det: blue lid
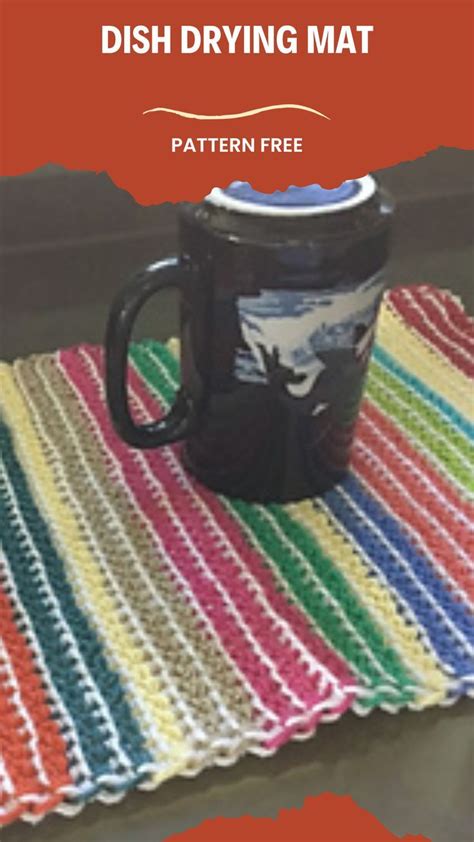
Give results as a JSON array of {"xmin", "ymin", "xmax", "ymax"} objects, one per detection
[
  {"xmin": 206, "ymin": 176, "xmax": 376, "ymax": 216},
  {"xmin": 222, "ymin": 181, "xmax": 359, "ymax": 207}
]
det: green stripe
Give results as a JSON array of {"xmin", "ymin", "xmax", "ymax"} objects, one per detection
[
  {"xmin": 367, "ymin": 360, "xmax": 474, "ymax": 493},
  {"xmin": 372, "ymin": 344, "xmax": 474, "ymax": 439},
  {"xmin": 132, "ymin": 341, "xmax": 178, "ymax": 402},
  {"xmin": 228, "ymin": 500, "xmax": 415, "ymax": 708},
  {"xmin": 131, "ymin": 341, "xmax": 416, "ymax": 709}
]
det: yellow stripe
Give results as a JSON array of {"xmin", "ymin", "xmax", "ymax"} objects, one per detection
[
  {"xmin": 377, "ymin": 305, "xmax": 473, "ymax": 420},
  {"xmin": 0, "ymin": 363, "xmax": 188, "ymax": 780},
  {"xmin": 287, "ymin": 500, "xmax": 449, "ymax": 708},
  {"xmin": 172, "ymin": 317, "xmax": 453, "ymax": 705},
  {"xmin": 167, "ymin": 337, "xmax": 180, "ymax": 359}
]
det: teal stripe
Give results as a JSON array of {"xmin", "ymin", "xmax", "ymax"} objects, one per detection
[
  {"xmin": 0, "ymin": 419, "xmax": 151, "ymax": 790},
  {"xmin": 373, "ymin": 344, "xmax": 474, "ymax": 440},
  {"xmin": 132, "ymin": 341, "xmax": 417, "ymax": 710}
]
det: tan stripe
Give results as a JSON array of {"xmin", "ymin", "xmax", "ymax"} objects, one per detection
[
  {"xmin": 0, "ymin": 361, "xmax": 186, "ymax": 779},
  {"xmin": 17, "ymin": 355, "xmax": 256, "ymax": 753}
]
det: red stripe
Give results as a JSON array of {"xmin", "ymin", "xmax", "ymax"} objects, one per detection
[
  {"xmin": 120, "ymin": 351, "xmax": 353, "ymax": 696},
  {"xmin": 0, "ymin": 803, "xmax": 24, "ymax": 827},
  {"xmin": 0, "ymin": 585, "xmax": 70, "ymax": 823},
  {"xmin": 410, "ymin": 287, "xmax": 474, "ymax": 355},
  {"xmin": 60, "ymin": 347, "xmax": 353, "ymax": 739},
  {"xmin": 1, "ymin": 793, "xmax": 66, "ymax": 827},
  {"xmin": 388, "ymin": 287, "xmax": 474, "ymax": 377},
  {"xmin": 354, "ymin": 403, "xmax": 474, "ymax": 600},
  {"xmin": 420, "ymin": 287, "xmax": 474, "ymax": 348},
  {"xmin": 360, "ymin": 400, "xmax": 474, "ymax": 524},
  {"xmin": 124, "ymin": 354, "xmax": 355, "ymax": 737}
]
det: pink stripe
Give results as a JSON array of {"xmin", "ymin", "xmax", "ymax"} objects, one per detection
[
  {"xmin": 115, "ymin": 356, "xmax": 353, "ymax": 697},
  {"xmin": 109, "ymin": 349, "xmax": 355, "ymax": 707},
  {"xmin": 126, "ymin": 358, "xmax": 354, "ymax": 698},
  {"xmin": 60, "ymin": 348, "xmax": 353, "ymax": 738},
  {"xmin": 124, "ymin": 355, "xmax": 355, "ymax": 729}
]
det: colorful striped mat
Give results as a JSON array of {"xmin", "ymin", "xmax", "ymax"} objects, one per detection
[{"xmin": 0, "ymin": 285, "xmax": 473, "ymax": 826}]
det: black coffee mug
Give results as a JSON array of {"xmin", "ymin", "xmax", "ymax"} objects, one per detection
[{"xmin": 105, "ymin": 179, "xmax": 393, "ymax": 502}]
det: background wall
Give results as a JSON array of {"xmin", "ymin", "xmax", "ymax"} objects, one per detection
[{"xmin": 0, "ymin": 148, "xmax": 473, "ymax": 360}]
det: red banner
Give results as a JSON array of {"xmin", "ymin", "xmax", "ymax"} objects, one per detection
[
  {"xmin": 166, "ymin": 793, "xmax": 430, "ymax": 841},
  {"xmin": 1, "ymin": 0, "xmax": 473, "ymax": 203}
]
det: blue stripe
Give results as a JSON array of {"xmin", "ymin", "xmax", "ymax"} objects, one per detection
[
  {"xmin": 323, "ymin": 474, "xmax": 474, "ymax": 677},
  {"xmin": 373, "ymin": 344, "xmax": 474, "ymax": 440}
]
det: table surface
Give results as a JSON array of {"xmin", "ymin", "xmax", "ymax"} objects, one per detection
[
  {"xmin": 1, "ymin": 151, "xmax": 473, "ymax": 841},
  {"xmin": 3, "ymin": 701, "xmax": 473, "ymax": 842}
]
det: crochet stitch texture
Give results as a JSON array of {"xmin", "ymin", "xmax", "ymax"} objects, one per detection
[{"xmin": 0, "ymin": 285, "xmax": 473, "ymax": 825}]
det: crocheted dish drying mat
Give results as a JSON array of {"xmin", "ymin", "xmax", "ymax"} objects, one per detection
[{"xmin": 0, "ymin": 285, "xmax": 473, "ymax": 826}]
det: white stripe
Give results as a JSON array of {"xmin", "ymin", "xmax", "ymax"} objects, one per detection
[
  {"xmin": 371, "ymin": 356, "xmax": 473, "ymax": 466},
  {"xmin": 335, "ymin": 484, "xmax": 474, "ymax": 660},
  {"xmin": 316, "ymin": 496, "xmax": 448, "ymax": 676},
  {"xmin": 360, "ymin": 405, "xmax": 472, "ymax": 530},
  {"xmin": 0, "ymin": 549, "xmax": 89, "ymax": 793},
  {"xmin": 384, "ymin": 302, "xmax": 471, "ymax": 409},
  {"xmin": 139, "ymin": 345, "xmax": 346, "ymax": 700},
  {"xmin": 291, "ymin": 504, "xmax": 447, "ymax": 695},
  {"xmin": 73, "ymin": 347, "xmax": 347, "ymax": 736},
  {"xmin": 69, "ymin": 349, "xmax": 343, "ymax": 752},
  {"xmin": 36, "ymin": 358, "xmax": 205, "ymax": 751},
  {"xmin": 79, "ymin": 374, "xmax": 348, "ymax": 749},
  {"xmin": 82, "ymin": 348, "xmax": 307, "ymax": 717},
  {"xmin": 0, "ymin": 736, "xmax": 15, "ymax": 797},
  {"xmin": 8, "ymin": 366, "xmax": 145, "ymax": 776},
  {"xmin": 79, "ymin": 349, "xmax": 280, "ymax": 730},
  {"xmin": 258, "ymin": 505, "xmax": 406, "ymax": 691},
  {"xmin": 0, "ymin": 472, "xmax": 90, "ymax": 796},
  {"xmin": 52, "ymin": 355, "xmax": 252, "ymax": 751},
  {"xmin": 0, "ymin": 461, "xmax": 134, "ymax": 781},
  {"xmin": 368, "ymin": 364, "xmax": 473, "ymax": 497},
  {"xmin": 374, "ymin": 349, "xmax": 474, "ymax": 449},
  {"xmin": 338, "ymin": 452, "xmax": 472, "ymax": 659},
  {"xmin": 400, "ymin": 288, "xmax": 473, "ymax": 370},
  {"xmin": 0, "ymin": 636, "xmax": 50, "ymax": 788},
  {"xmin": 357, "ymin": 410, "xmax": 474, "ymax": 564},
  {"xmin": 142, "ymin": 345, "xmax": 403, "ymax": 697},
  {"xmin": 421, "ymin": 288, "xmax": 474, "ymax": 349},
  {"xmin": 352, "ymin": 460, "xmax": 472, "ymax": 613},
  {"xmin": 358, "ymin": 442, "xmax": 472, "ymax": 624},
  {"xmin": 21, "ymin": 358, "xmax": 176, "ymax": 766}
]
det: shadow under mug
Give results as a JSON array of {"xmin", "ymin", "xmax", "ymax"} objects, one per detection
[{"xmin": 105, "ymin": 179, "xmax": 393, "ymax": 502}]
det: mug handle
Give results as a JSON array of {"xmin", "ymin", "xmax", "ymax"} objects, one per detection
[{"xmin": 105, "ymin": 256, "xmax": 196, "ymax": 448}]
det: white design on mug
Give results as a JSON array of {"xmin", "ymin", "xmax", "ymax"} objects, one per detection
[{"xmin": 235, "ymin": 274, "xmax": 384, "ymax": 404}]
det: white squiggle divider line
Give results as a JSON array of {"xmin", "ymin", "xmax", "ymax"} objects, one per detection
[{"xmin": 142, "ymin": 103, "xmax": 330, "ymax": 120}]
